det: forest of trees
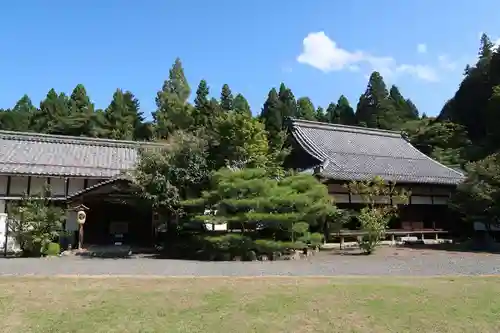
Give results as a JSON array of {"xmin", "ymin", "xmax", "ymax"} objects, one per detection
[{"xmin": 0, "ymin": 33, "xmax": 498, "ymax": 171}]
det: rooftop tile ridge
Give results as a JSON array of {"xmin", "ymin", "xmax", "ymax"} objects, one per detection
[
  {"xmin": 0, "ymin": 130, "xmax": 167, "ymax": 147},
  {"xmin": 289, "ymin": 118, "xmax": 402, "ymax": 137}
]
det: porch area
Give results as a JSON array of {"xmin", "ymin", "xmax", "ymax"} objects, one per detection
[{"xmin": 65, "ymin": 178, "xmax": 156, "ymax": 250}]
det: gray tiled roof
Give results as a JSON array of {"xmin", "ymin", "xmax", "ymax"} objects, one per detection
[
  {"xmin": 0, "ymin": 130, "xmax": 164, "ymax": 178},
  {"xmin": 290, "ymin": 119, "xmax": 465, "ymax": 185}
]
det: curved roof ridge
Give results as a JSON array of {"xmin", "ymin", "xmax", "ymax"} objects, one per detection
[
  {"xmin": 291, "ymin": 126, "xmax": 329, "ymax": 162},
  {"xmin": 0, "ymin": 130, "xmax": 166, "ymax": 148},
  {"xmin": 289, "ymin": 118, "xmax": 402, "ymax": 138},
  {"xmin": 288, "ymin": 118, "xmax": 465, "ymax": 185}
]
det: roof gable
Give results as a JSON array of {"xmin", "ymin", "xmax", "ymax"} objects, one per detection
[
  {"xmin": 0, "ymin": 130, "xmax": 165, "ymax": 178},
  {"xmin": 289, "ymin": 119, "xmax": 465, "ymax": 185}
]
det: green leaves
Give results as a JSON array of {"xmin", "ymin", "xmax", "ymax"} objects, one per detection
[
  {"xmin": 133, "ymin": 131, "xmax": 210, "ymax": 215},
  {"xmin": 185, "ymin": 168, "xmax": 337, "ymax": 237},
  {"xmin": 7, "ymin": 188, "xmax": 65, "ymax": 256}
]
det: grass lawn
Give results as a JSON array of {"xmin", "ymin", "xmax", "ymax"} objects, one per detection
[{"xmin": 1, "ymin": 276, "xmax": 499, "ymax": 333}]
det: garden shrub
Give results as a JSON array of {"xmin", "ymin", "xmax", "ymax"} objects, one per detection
[{"xmin": 43, "ymin": 242, "xmax": 61, "ymax": 256}]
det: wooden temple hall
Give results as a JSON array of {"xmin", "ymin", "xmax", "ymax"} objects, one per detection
[
  {"xmin": 0, "ymin": 119, "xmax": 465, "ymax": 250},
  {"xmin": 286, "ymin": 119, "xmax": 465, "ymax": 241},
  {"xmin": 0, "ymin": 130, "xmax": 165, "ymax": 250}
]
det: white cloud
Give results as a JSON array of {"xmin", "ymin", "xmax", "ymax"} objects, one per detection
[
  {"xmin": 438, "ymin": 55, "xmax": 457, "ymax": 71},
  {"xmin": 297, "ymin": 31, "xmax": 440, "ymax": 82},
  {"xmin": 296, "ymin": 31, "xmax": 364, "ymax": 71},
  {"xmin": 417, "ymin": 43, "xmax": 427, "ymax": 54}
]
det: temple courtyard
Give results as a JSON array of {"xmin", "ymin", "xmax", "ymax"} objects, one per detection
[{"xmin": 1, "ymin": 248, "xmax": 500, "ymax": 332}]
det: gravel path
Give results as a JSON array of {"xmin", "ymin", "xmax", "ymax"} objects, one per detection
[{"xmin": 1, "ymin": 248, "xmax": 500, "ymax": 276}]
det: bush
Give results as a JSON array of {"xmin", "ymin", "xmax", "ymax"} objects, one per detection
[{"xmin": 43, "ymin": 242, "xmax": 61, "ymax": 256}]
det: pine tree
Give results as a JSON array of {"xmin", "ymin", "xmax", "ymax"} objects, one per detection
[
  {"xmin": 220, "ymin": 84, "xmax": 234, "ymax": 112},
  {"xmin": 233, "ymin": 93, "xmax": 252, "ymax": 116},
  {"xmin": 153, "ymin": 58, "xmax": 193, "ymax": 138},
  {"xmin": 296, "ymin": 97, "xmax": 316, "ymax": 120}
]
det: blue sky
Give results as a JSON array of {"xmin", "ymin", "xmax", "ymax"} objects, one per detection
[{"xmin": 0, "ymin": 0, "xmax": 498, "ymax": 118}]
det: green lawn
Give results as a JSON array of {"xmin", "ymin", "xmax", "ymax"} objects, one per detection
[{"xmin": 1, "ymin": 276, "xmax": 499, "ymax": 333}]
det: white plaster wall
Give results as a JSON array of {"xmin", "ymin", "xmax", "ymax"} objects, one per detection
[
  {"xmin": 50, "ymin": 178, "xmax": 66, "ymax": 196},
  {"xmin": 9, "ymin": 176, "xmax": 29, "ymax": 196},
  {"xmin": 68, "ymin": 178, "xmax": 85, "ymax": 196},
  {"xmin": 0, "ymin": 212, "xmax": 20, "ymax": 252},
  {"xmin": 30, "ymin": 177, "xmax": 48, "ymax": 195},
  {"xmin": 0, "ymin": 176, "xmax": 7, "ymax": 195}
]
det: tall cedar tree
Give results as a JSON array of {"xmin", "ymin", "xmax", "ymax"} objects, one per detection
[
  {"xmin": 278, "ymin": 83, "xmax": 297, "ymax": 120},
  {"xmin": 334, "ymin": 95, "xmax": 356, "ymax": 125},
  {"xmin": 33, "ymin": 89, "xmax": 70, "ymax": 134},
  {"xmin": 437, "ymin": 33, "xmax": 499, "ymax": 160},
  {"xmin": 260, "ymin": 88, "xmax": 283, "ymax": 150},
  {"xmin": 0, "ymin": 95, "xmax": 35, "ymax": 131},
  {"xmin": 220, "ymin": 84, "xmax": 234, "ymax": 112},
  {"xmin": 389, "ymin": 85, "xmax": 419, "ymax": 123},
  {"xmin": 192, "ymin": 79, "xmax": 212, "ymax": 129},
  {"xmin": 64, "ymin": 84, "xmax": 98, "ymax": 137},
  {"xmin": 296, "ymin": 97, "xmax": 316, "ymax": 120},
  {"xmin": 104, "ymin": 89, "xmax": 145, "ymax": 140},
  {"xmin": 355, "ymin": 71, "xmax": 397, "ymax": 129},
  {"xmin": 233, "ymin": 93, "xmax": 252, "ymax": 116},
  {"xmin": 315, "ymin": 106, "xmax": 327, "ymax": 122},
  {"xmin": 153, "ymin": 58, "xmax": 193, "ymax": 138}
]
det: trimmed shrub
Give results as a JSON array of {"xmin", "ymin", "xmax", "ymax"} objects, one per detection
[{"xmin": 43, "ymin": 242, "xmax": 61, "ymax": 256}]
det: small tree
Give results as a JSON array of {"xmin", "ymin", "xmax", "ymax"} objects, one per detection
[
  {"xmin": 7, "ymin": 188, "xmax": 65, "ymax": 257},
  {"xmin": 132, "ymin": 131, "xmax": 211, "ymax": 231},
  {"xmin": 348, "ymin": 176, "xmax": 409, "ymax": 254}
]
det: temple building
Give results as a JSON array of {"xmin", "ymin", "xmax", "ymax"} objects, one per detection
[{"xmin": 286, "ymin": 119, "xmax": 465, "ymax": 238}]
